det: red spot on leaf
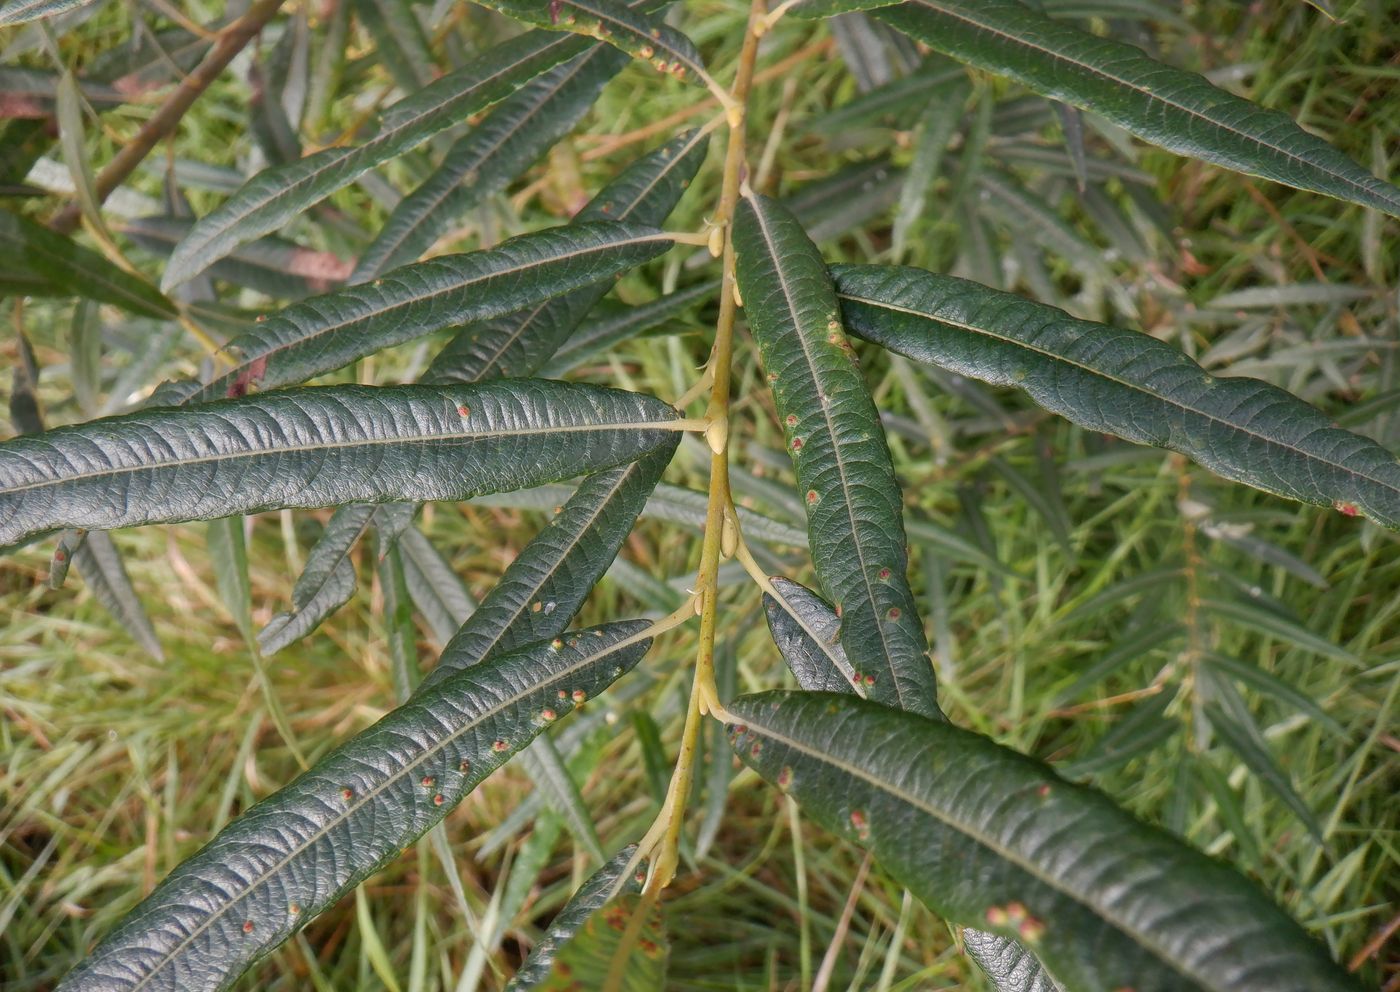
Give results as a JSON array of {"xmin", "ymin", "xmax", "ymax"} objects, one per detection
[{"xmin": 227, "ymin": 356, "xmax": 268, "ymax": 399}]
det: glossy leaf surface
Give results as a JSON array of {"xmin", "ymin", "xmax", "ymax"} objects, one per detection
[
  {"xmin": 419, "ymin": 442, "xmax": 675, "ymax": 692},
  {"xmin": 0, "ymin": 381, "xmax": 681, "ymax": 545},
  {"xmin": 161, "ymin": 28, "xmax": 593, "ymax": 288},
  {"xmin": 963, "ymin": 928, "xmax": 1064, "ymax": 992},
  {"xmin": 834, "ymin": 265, "xmax": 1400, "ymax": 529},
  {"xmin": 733, "ymin": 193, "xmax": 939, "ymax": 717},
  {"xmin": 257, "ymin": 504, "xmax": 376, "ymax": 654},
  {"xmin": 793, "ymin": 0, "xmax": 1400, "ymax": 217},
  {"xmin": 59, "ymin": 621, "xmax": 655, "ymax": 992},
  {"xmin": 763, "ymin": 576, "xmax": 865, "ymax": 697},
  {"xmin": 727, "ymin": 691, "xmax": 1363, "ymax": 992},
  {"xmin": 504, "ymin": 846, "xmax": 643, "ymax": 991},
  {"xmin": 188, "ymin": 221, "xmax": 669, "ymax": 404}
]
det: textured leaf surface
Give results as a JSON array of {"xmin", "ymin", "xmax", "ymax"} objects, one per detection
[
  {"xmin": 727, "ymin": 692, "xmax": 1363, "ymax": 992},
  {"xmin": 70, "ymin": 531, "xmax": 164, "ymax": 661},
  {"xmin": 187, "ymin": 221, "xmax": 669, "ymax": 404},
  {"xmin": 539, "ymin": 278, "xmax": 716, "ymax": 377},
  {"xmin": 58, "ymin": 621, "xmax": 654, "ymax": 992},
  {"xmin": 534, "ymin": 894, "xmax": 668, "ymax": 991},
  {"xmin": 733, "ymin": 193, "xmax": 939, "ymax": 717},
  {"xmin": 794, "ymin": 0, "xmax": 1400, "ymax": 216},
  {"xmin": 160, "ymin": 28, "xmax": 593, "ymax": 289},
  {"xmin": 0, "ymin": 211, "xmax": 175, "ymax": 320},
  {"xmin": 257, "ymin": 504, "xmax": 376, "ymax": 654},
  {"xmin": 963, "ymin": 928, "xmax": 1064, "ymax": 992},
  {"xmin": 399, "ymin": 526, "xmax": 477, "ymax": 643},
  {"xmin": 834, "ymin": 265, "xmax": 1400, "ymax": 529},
  {"xmin": 0, "ymin": 381, "xmax": 680, "ymax": 546},
  {"xmin": 418, "ymin": 442, "xmax": 675, "ymax": 692},
  {"xmin": 763, "ymin": 576, "xmax": 864, "ymax": 697},
  {"xmin": 423, "ymin": 127, "xmax": 708, "ymax": 385},
  {"xmin": 477, "ymin": 0, "xmax": 709, "ymax": 90},
  {"xmin": 0, "ymin": 0, "xmax": 94, "ymax": 27},
  {"xmin": 352, "ymin": 47, "xmax": 626, "ymax": 282},
  {"xmin": 504, "ymin": 846, "xmax": 643, "ymax": 991}
]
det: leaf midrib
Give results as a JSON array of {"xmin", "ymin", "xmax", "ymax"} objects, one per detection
[
  {"xmin": 742, "ymin": 711, "xmax": 1212, "ymax": 992},
  {"xmin": 746, "ymin": 196, "xmax": 917, "ymax": 710},
  {"xmin": 1, "ymin": 227, "xmax": 173, "ymax": 318},
  {"xmin": 839, "ymin": 287, "xmax": 1399, "ymax": 500},
  {"xmin": 2, "ymin": 415, "xmax": 680, "ymax": 496},
  {"xmin": 768, "ymin": 588, "xmax": 865, "ymax": 697},
  {"xmin": 127, "ymin": 630, "xmax": 649, "ymax": 992},
  {"xmin": 898, "ymin": 0, "xmax": 1394, "ymax": 208},
  {"xmin": 555, "ymin": 0, "xmax": 705, "ymax": 78},
  {"xmin": 199, "ymin": 230, "xmax": 666, "ymax": 401}
]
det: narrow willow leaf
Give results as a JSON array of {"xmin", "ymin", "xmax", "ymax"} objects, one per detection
[
  {"xmin": 424, "ymin": 127, "xmax": 709, "ymax": 385},
  {"xmin": 187, "ymin": 222, "xmax": 669, "ymax": 404},
  {"xmin": 160, "ymin": 28, "xmax": 593, "ymax": 289},
  {"xmin": 0, "ymin": 380, "xmax": 681, "ymax": 546},
  {"xmin": 477, "ymin": 0, "xmax": 710, "ymax": 91},
  {"xmin": 0, "ymin": 211, "xmax": 175, "ymax": 319},
  {"xmin": 963, "ymin": 928, "xmax": 1064, "ymax": 992},
  {"xmin": 534, "ymin": 894, "xmax": 668, "ymax": 990},
  {"xmin": 1061, "ymin": 685, "xmax": 1179, "ymax": 778},
  {"xmin": 1200, "ymin": 652, "xmax": 1344, "ymax": 736},
  {"xmin": 0, "ymin": 0, "xmax": 96, "ymax": 27},
  {"xmin": 1206, "ymin": 599, "xmax": 1357, "ymax": 663},
  {"xmin": 377, "ymin": 539, "xmax": 420, "ymax": 700},
  {"xmin": 72, "ymin": 529, "xmax": 164, "ymax": 661},
  {"xmin": 354, "ymin": 0, "xmax": 436, "ymax": 91},
  {"xmin": 504, "ymin": 846, "xmax": 644, "ymax": 991},
  {"xmin": 123, "ymin": 216, "xmax": 351, "ymax": 300},
  {"xmin": 539, "ymin": 279, "xmax": 716, "ymax": 377},
  {"xmin": 1201, "ymin": 669, "xmax": 1325, "ymax": 841},
  {"xmin": 258, "ymin": 505, "xmax": 375, "ymax": 654},
  {"xmin": 793, "ymin": 0, "xmax": 1400, "ymax": 217},
  {"xmin": 418, "ymin": 441, "xmax": 675, "ymax": 692},
  {"xmin": 763, "ymin": 576, "xmax": 866, "ymax": 697},
  {"xmin": 734, "ymin": 193, "xmax": 939, "ymax": 718},
  {"xmin": 352, "ymin": 47, "xmax": 626, "ymax": 282},
  {"xmin": 398, "ymin": 526, "xmax": 476, "ymax": 644},
  {"xmin": 785, "ymin": 158, "xmax": 905, "ymax": 243},
  {"xmin": 728, "ymin": 692, "xmax": 1363, "ymax": 992},
  {"xmin": 57, "ymin": 621, "xmax": 654, "ymax": 992},
  {"xmin": 834, "ymin": 265, "xmax": 1400, "ymax": 530},
  {"xmin": 827, "ymin": 11, "xmax": 920, "ymax": 93},
  {"xmin": 517, "ymin": 737, "xmax": 606, "ymax": 863},
  {"xmin": 207, "ymin": 517, "xmax": 254, "ymax": 644}
]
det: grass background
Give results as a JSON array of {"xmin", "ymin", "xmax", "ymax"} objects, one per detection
[{"xmin": 1, "ymin": 0, "xmax": 1398, "ymax": 989}]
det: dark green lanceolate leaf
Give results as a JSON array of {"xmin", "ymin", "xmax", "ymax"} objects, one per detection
[
  {"xmin": 0, "ymin": 0, "xmax": 94, "ymax": 27},
  {"xmin": 533, "ymin": 894, "xmax": 668, "ymax": 991},
  {"xmin": 57, "ymin": 621, "xmax": 655, "ymax": 992},
  {"xmin": 352, "ymin": 47, "xmax": 627, "ymax": 282},
  {"xmin": 539, "ymin": 278, "xmax": 716, "ymax": 377},
  {"xmin": 1200, "ymin": 652, "xmax": 1344, "ymax": 736},
  {"xmin": 257, "ymin": 504, "xmax": 376, "ymax": 654},
  {"xmin": 833, "ymin": 265, "xmax": 1400, "ymax": 530},
  {"xmin": 353, "ymin": 0, "xmax": 436, "ymax": 91},
  {"xmin": 122, "ymin": 216, "xmax": 352, "ymax": 300},
  {"xmin": 963, "ymin": 928, "xmax": 1064, "ymax": 992},
  {"xmin": 476, "ymin": 0, "xmax": 709, "ymax": 91},
  {"xmin": 418, "ymin": 441, "xmax": 676, "ymax": 693},
  {"xmin": 424, "ymin": 127, "xmax": 709, "ymax": 385},
  {"xmin": 399, "ymin": 526, "xmax": 477, "ymax": 644},
  {"xmin": 763, "ymin": 576, "xmax": 866, "ymax": 697},
  {"xmin": 0, "ymin": 380, "xmax": 681, "ymax": 546},
  {"xmin": 70, "ymin": 531, "xmax": 164, "ymax": 661},
  {"xmin": 161, "ymin": 28, "xmax": 594, "ymax": 289},
  {"xmin": 727, "ymin": 692, "xmax": 1363, "ymax": 992},
  {"xmin": 504, "ymin": 846, "xmax": 644, "ymax": 991},
  {"xmin": 187, "ymin": 222, "xmax": 669, "ymax": 404},
  {"xmin": 793, "ymin": 0, "xmax": 1400, "ymax": 217},
  {"xmin": 733, "ymin": 194, "xmax": 939, "ymax": 718},
  {"xmin": 0, "ymin": 211, "xmax": 175, "ymax": 319}
]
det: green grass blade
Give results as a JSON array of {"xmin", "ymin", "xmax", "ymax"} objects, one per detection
[
  {"xmin": 734, "ymin": 193, "xmax": 940, "ymax": 718},
  {"xmin": 504, "ymin": 846, "xmax": 644, "ymax": 991},
  {"xmin": 835, "ymin": 265, "xmax": 1400, "ymax": 530},
  {"xmin": 160, "ymin": 28, "xmax": 593, "ymax": 289},
  {"xmin": 0, "ymin": 211, "xmax": 175, "ymax": 320},
  {"xmin": 727, "ymin": 691, "xmax": 1364, "ymax": 992},
  {"xmin": 793, "ymin": 0, "xmax": 1400, "ymax": 217},
  {"xmin": 418, "ymin": 441, "xmax": 676, "ymax": 692},
  {"xmin": 0, "ymin": 380, "xmax": 681, "ymax": 546},
  {"xmin": 57, "ymin": 621, "xmax": 655, "ymax": 992},
  {"xmin": 187, "ymin": 221, "xmax": 670, "ymax": 404},
  {"xmin": 351, "ymin": 47, "xmax": 627, "ymax": 282}
]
